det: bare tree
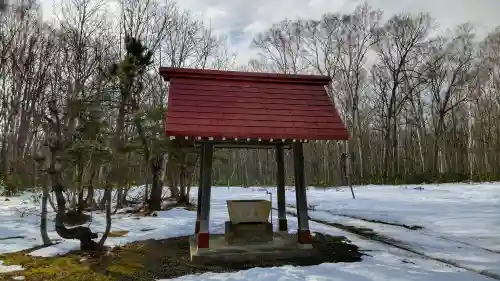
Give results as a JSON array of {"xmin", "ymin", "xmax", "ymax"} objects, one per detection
[
  {"xmin": 157, "ymin": 6, "xmax": 224, "ymax": 206},
  {"xmin": 335, "ymin": 3, "xmax": 382, "ymax": 180},
  {"xmin": 252, "ymin": 20, "xmax": 309, "ymax": 74},
  {"xmin": 372, "ymin": 13, "xmax": 433, "ymax": 181},
  {"xmin": 425, "ymin": 24, "xmax": 476, "ymax": 176}
]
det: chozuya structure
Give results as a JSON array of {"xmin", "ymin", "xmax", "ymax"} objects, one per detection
[{"xmin": 160, "ymin": 67, "xmax": 349, "ymax": 255}]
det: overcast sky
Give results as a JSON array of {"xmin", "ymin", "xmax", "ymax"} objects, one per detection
[
  {"xmin": 176, "ymin": 0, "xmax": 500, "ymax": 62},
  {"xmin": 40, "ymin": 0, "xmax": 500, "ymax": 63}
]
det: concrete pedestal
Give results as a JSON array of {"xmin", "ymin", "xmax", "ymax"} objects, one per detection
[
  {"xmin": 224, "ymin": 221, "xmax": 273, "ymax": 245},
  {"xmin": 190, "ymin": 233, "xmax": 315, "ymax": 264}
]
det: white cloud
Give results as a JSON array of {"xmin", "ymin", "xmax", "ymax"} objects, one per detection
[
  {"xmin": 205, "ymin": 7, "xmax": 226, "ymax": 20},
  {"xmin": 243, "ymin": 21, "xmax": 267, "ymax": 35},
  {"xmin": 37, "ymin": 0, "xmax": 500, "ymax": 64},
  {"xmin": 174, "ymin": 0, "xmax": 500, "ymax": 64}
]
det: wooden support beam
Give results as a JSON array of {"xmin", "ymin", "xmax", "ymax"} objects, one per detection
[
  {"xmin": 293, "ymin": 142, "xmax": 311, "ymax": 245},
  {"xmin": 197, "ymin": 142, "xmax": 214, "ymax": 248},
  {"xmin": 195, "ymin": 144, "xmax": 205, "ymax": 234},
  {"xmin": 276, "ymin": 144, "xmax": 287, "ymax": 232},
  {"xmin": 172, "ymin": 137, "xmax": 299, "ymax": 149}
]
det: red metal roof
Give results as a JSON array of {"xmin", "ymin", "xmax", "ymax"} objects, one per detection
[{"xmin": 160, "ymin": 67, "xmax": 349, "ymax": 141}]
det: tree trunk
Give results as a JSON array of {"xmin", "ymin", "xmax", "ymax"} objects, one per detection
[
  {"xmin": 177, "ymin": 166, "xmax": 191, "ymax": 204},
  {"xmin": 144, "ymin": 180, "xmax": 149, "ymax": 204},
  {"xmin": 99, "ymin": 192, "xmax": 106, "ymax": 210},
  {"xmin": 47, "ymin": 191, "xmax": 57, "ymax": 212},
  {"xmin": 37, "ymin": 162, "xmax": 51, "ymax": 246},
  {"xmin": 433, "ymin": 113, "xmax": 445, "ymax": 178},
  {"xmin": 149, "ymin": 156, "xmax": 163, "ymax": 210},
  {"xmin": 115, "ymin": 187, "xmax": 124, "ymax": 209},
  {"xmin": 166, "ymin": 153, "xmax": 179, "ymax": 198},
  {"xmin": 52, "ymin": 181, "xmax": 100, "ymax": 251},
  {"xmin": 178, "ymin": 166, "xmax": 187, "ymax": 202},
  {"xmin": 467, "ymin": 101, "xmax": 474, "ymax": 181},
  {"xmin": 382, "ymin": 116, "xmax": 392, "ymax": 182},
  {"xmin": 85, "ymin": 169, "xmax": 96, "ymax": 207},
  {"xmin": 149, "ymin": 172, "xmax": 162, "ymax": 210},
  {"xmin": 185, "ymin": 184, "xmax": 192, "ymax": 205},
  {"xmin": 391, "ymin": 113, "xmax": 399, "ymax": 178},
  {"xmin": 122, "ymin": 184, "xmax": 131, "ymax": 205},
  {"xmin": 98, "ymin": 186, "xmax": 112, "ymax": 247},
  {"xmin": 77, "ymin": 186, "xmax": 85, "ymax": 211},
  {"xmin": 40, "ymin": 183, "xmax": 52, "ymax": 246}
]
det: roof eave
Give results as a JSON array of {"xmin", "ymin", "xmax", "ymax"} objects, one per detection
[
  {"xmin": 164, "ymin": 129, "xmax": 350, "ymax": 142},
  {"xmin": 159, "ymin": 67, "xmax": 331, "ymax": 85}
]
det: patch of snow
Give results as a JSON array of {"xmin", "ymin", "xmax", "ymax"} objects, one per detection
[
  {"xmin": 159, "ymin": 255, "xmax": 487, "ymax": 281},
  {"xmin": 11, "ymin": 276, "xmax": 25, "ymax": 280},
  {"xmin": 29, "ymin": 207, "xmax": 197, "ymax": 257},
  {"xmin": 0, "ymin": 261, "xmax": 23, "ymax": 273},
  {"xmin": 29, "ymin": 241, "xmax": 80, "ymax": 257}
]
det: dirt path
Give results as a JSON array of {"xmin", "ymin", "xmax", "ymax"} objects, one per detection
[
  {"xmin": 318, "ymin": 208, "xmax": 500, "ymax": 255},
  {"xmin": 287, "ymin": 203, "xmax": 500, "ymax": 255}
]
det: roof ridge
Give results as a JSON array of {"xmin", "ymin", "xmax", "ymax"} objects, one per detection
[{"xmin": 159, "ymin": 67, "xmax": 331, "ymax": 85}]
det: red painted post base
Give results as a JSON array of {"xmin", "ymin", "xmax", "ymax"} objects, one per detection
[
  {"xmin": 297, "ymin": 229, "xmax": 312, "ymax": 244},
  {"xmin": 194, "ymin": 220, "xmax": 200, "ymax": 234},
  {"xmin": 197, "ymin": 232, "xmax": 210, "ymax": 248}
]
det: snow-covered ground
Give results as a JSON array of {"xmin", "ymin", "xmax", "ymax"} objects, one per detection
[
  {"xmin": 285, "ymin": 183, "xmax": 500, "ymax": 277},
  {"xmin": 0, "ymin": 182, "xmax": 499, "ymax": 281}
]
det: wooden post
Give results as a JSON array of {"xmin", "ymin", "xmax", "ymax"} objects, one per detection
[
  {"xmin": 198, "ymin": 142, "xmax": 214, "ymax": 248},
  {"xmin": 293, "ymin": 142, "xmax": 311, "ymax": 245},
  {"xmin": 276, "ymin": 144, "xmax": 287, "ymax": 232},
  {"xmin": 195, "ymin": 144, "xmax": 205, "ymax": 234}
]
